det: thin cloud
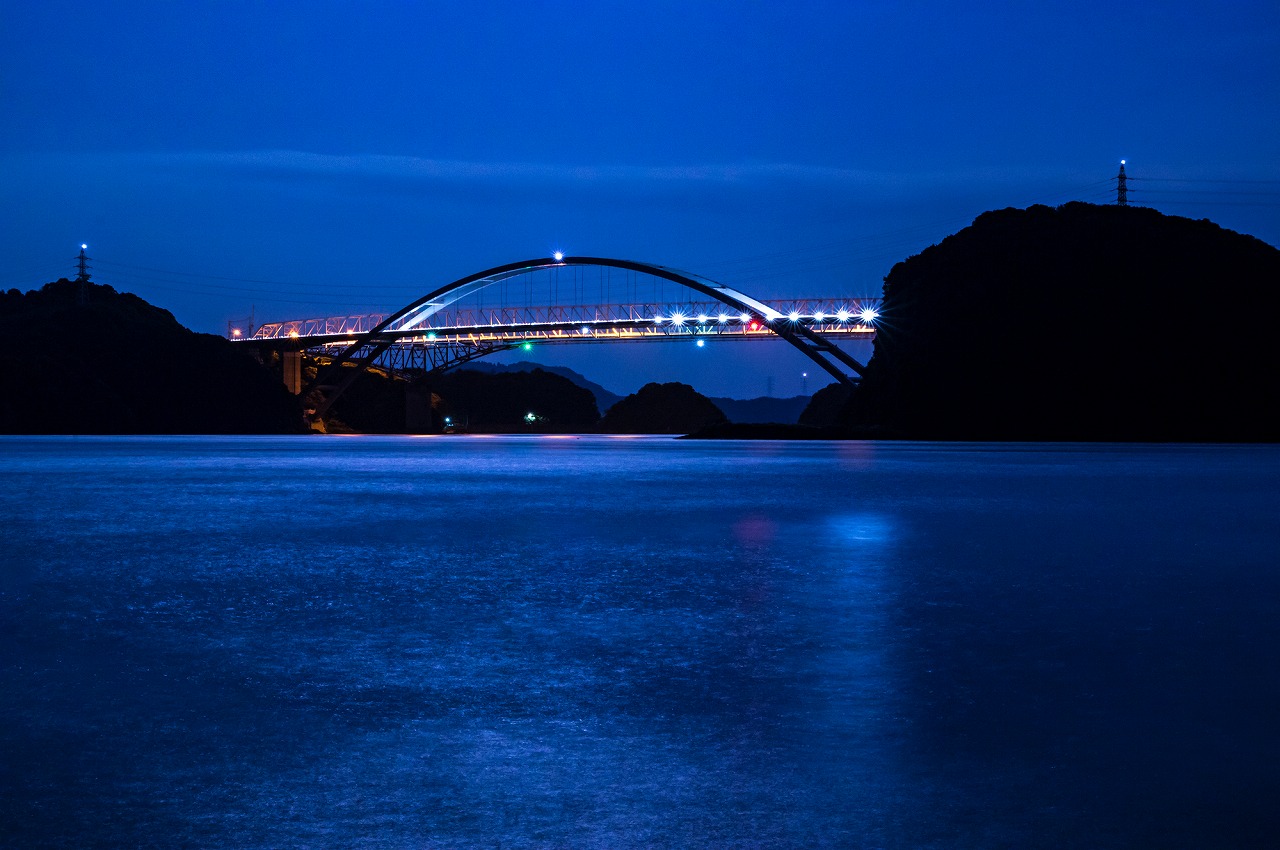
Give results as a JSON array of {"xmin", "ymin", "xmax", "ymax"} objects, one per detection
[
  {"xmin": 3, "ymin": 148, "xmax": 1115, "ymax": 212},
  {"xmin": 168, "ymin": 150, "xmax": 905, "ymax": 189}
]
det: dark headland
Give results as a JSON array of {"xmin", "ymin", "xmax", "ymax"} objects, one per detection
[
  {"xmin": 694, "ymin": 202, "xmax": 1280, "ymax": 442},
  {"xmin": 0, "ymin": 279, "xmax": 302, "ymax": 434}
]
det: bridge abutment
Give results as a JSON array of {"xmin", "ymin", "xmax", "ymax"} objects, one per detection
[{"xmin": 282, "ymin": 350, "xmax": 303, "ymax": 395}]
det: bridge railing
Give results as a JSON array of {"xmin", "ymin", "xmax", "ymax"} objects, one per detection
[{"xmin": 241, "ymin": 298, "xmax": 881, "ymax": 342}]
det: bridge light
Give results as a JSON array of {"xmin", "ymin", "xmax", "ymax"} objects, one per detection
[
  {"xmin": 670, "ymin": 313, "xmax": 686, "ymax": 326},
  {"xmin": 581, "ymin": 325, "xmax": 591, "ymax": 335},
  {"xmin": 859, "ymin": 308, "xmax": 879, "ymax": 323},
  {"xmin": 748, "ymin": 321, "xmax": 758, "ymax": 331},
  {"xmin": 426, "ymin": 332, "xmax": 437, "ymax": 340},
  {"xmin": 739, "ymin": 313, "xmax": 751, "ymax": 323},
  {"xmin": 718, "ymin": 314, "xmax": 728, "ymax": 323},
  {"xmin": 836, "ymin": 309, "xmax": 850, "ymax": 322},
  {"xmin": 653, "ymin": 315, "xmax": 664, "ymax": 324},
  {"xmin": 553, "ymin": 251, "xmax": 564, "ymax": 262},
  {"xmin": 697, "ymin": 314, "xmax": 707, "ymax": 323},
  {"xmin": 788, "ymin": 311, "xmax": 800, "ymax": 322},
  {"xmin": 231, "ymin": 328, "xmax": 242, "ymax": 337},
  {"xmin": 522, "ymin": 342, "xmax": 533, "ymax": 351},
  {"xmin": 288, "ymin": 330, "xmax": 299, "ymax": 338},
  {"xmin": 813, "ymin": 311, "xmax": 825, "ymax": 321},
  {"xmin": 696, "ymin": 339, "xmax": 705, "ymax": 348}
]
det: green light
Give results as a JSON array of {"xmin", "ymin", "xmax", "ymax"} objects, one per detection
[
  {"xmin": 426, "ymin": 332, "xmax": 437, "ymax": 340},
  {"xmin": 522, "ymin": 342, "xmax": 532, "ymax": 351}
]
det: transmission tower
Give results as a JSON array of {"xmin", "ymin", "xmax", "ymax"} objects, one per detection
[
  {"xmin": 1116, "ymin": 160, "xmax": 1128, "ymax": 206},
  {"xmin": 74, "ymin": 243, "xmax": 92, "ymax": 305}
]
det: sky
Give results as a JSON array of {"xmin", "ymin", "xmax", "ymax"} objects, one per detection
[{"xmin": 3, "ymin": 0, "xmax": 1279, "ymax": 398}]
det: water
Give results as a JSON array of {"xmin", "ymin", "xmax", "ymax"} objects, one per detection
[{"xmin": 2, "ymin": 436, "xmax": 1278, "ymax": 848}]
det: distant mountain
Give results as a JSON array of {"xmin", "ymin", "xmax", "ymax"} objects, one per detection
[{"xmin": 708, "ymin": 394, "xmax": 810, "ymax": 424}]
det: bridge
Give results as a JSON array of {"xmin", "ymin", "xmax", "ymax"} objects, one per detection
[{"xmin": 231, "ymin": 256, "xmax": 880, "ymax": 421}]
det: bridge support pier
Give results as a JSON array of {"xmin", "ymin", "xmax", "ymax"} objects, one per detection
[{"xmin": 282, "ymin": 351, "xmax": 303, "ymax": 395}]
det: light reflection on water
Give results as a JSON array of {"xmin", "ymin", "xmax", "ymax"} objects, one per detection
[{"xmin": 1, "ymin": 436, "xmax": 1278, "ymax": 848}]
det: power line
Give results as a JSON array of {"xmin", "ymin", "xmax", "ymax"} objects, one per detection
[
  {"xmin": 1145, "ymin": 200, "xmax": 1280, "ymax": 208},
  {"xmin": 1130, "ymin": 188, "xmax": 1280, "ymax": 197},
  {"xmin": 1131, "ymin": 177, "xmax": 1280, "ymax": 185}
]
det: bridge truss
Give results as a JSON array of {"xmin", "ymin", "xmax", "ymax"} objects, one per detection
[{"xmin": 232, "ymin": 256, "xmax": 881, "ymax": 420}]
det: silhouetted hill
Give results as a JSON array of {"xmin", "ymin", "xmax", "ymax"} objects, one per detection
[
  {"xmin": 0, "ymin": 279, "xmax": 302, "ymax": 433},
  {"xmin": 599, "ymin": 382, "xmax": 727, "ymax": 434},
  {"xmin": 462, "ymin": 361, "xmax": 625, "ymax": 411},
  {"xmin": 435, "ymin": 368, "xmax": 599, "ymax": 430},
  {"xmin": 462, "ymin": 360, "xmax": 808, "ymax": 421},
  {"xmin": 798, "ymin": 383, "xmax": 853, "ymax": 426},
  {"xmin": 844, "ymin": 203, "xmax": 1280, "ymax": 440}
]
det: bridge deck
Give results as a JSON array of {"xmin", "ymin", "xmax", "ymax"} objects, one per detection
[{"xmin": 236, "ymin": 299, "xmax": 880, "ymax": 345}]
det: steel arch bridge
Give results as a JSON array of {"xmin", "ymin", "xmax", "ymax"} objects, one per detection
[{"xmin": 233, "ymin": 256, "xmax": 880, "ymax": 421}]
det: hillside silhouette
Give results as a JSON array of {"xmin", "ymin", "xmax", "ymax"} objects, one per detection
[
  {"xmin": 845, "ymin": 203, "xmax": 1280, "ymax": 441},
  {"xmin": 0, "ymin": 279, "xmax": 302, "ymax": 433},
  {"xmin": 434, "ymin": 368, "xmax": 599, "ymax": 431},
  {"xmin": 599, "ymin": 382, "xmax": 727, "ymax": 433},
  {"xmin": 460, "ymin": 360, "xmax": 624, "ymax": 412},
  {"xmin": 464, "ymin": 360, "xmax": 811, "ymax": 422}
]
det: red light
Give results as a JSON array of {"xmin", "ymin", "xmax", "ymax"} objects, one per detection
[{"xmin": 748, "ymin": 321, "xmax": 758, "ymax": 330}]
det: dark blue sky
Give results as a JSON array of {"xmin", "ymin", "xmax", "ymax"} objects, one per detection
[{"xmin": 4, "ymin": 1, "xmax": 1278, "ymax": 397}]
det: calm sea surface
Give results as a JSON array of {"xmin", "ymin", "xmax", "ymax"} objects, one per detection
[{"xmin": 1, "ymin": 435, "xmax": 1278, "ymax": 848}]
